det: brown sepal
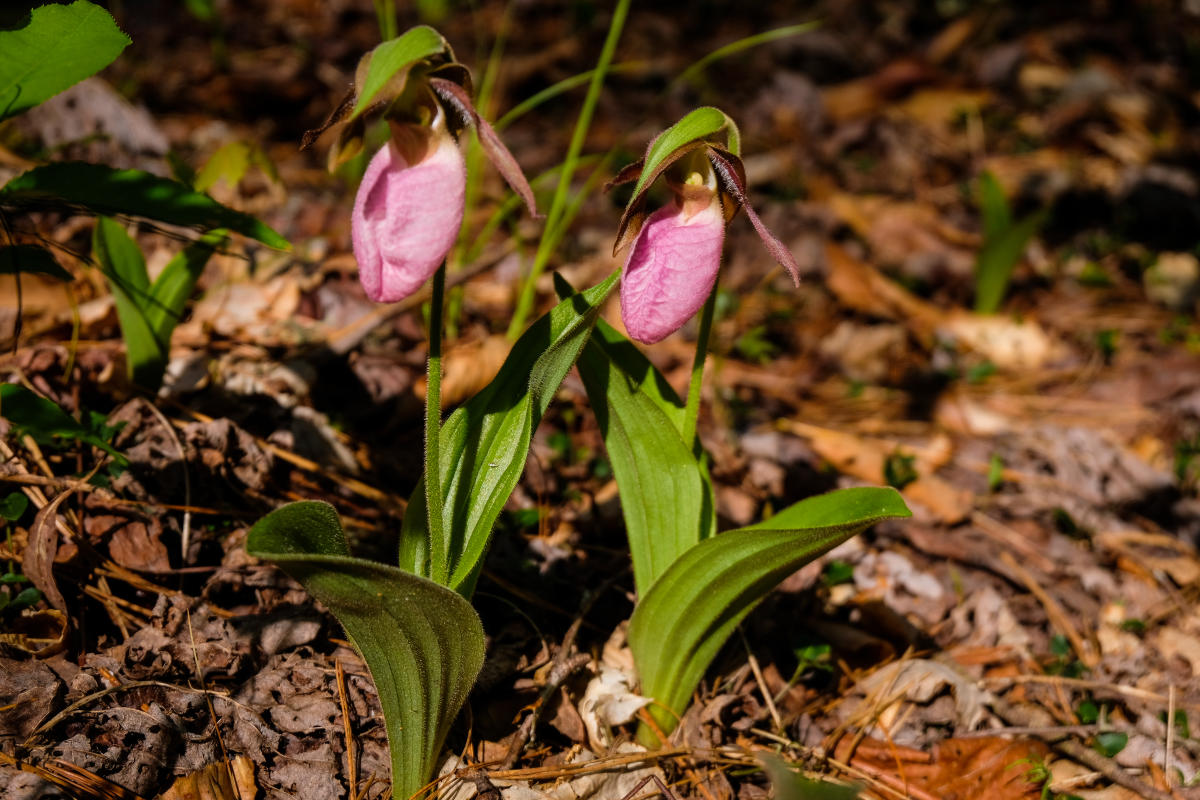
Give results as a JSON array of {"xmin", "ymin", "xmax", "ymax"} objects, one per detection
[
  {"xmin": 301, "ymin": 86, "xmax": 356, "ymax": 151},
  {"xmin": 603, "ymin": 159, "xmax": 643, "ymax": 193},
  {"xmin": 707, "ymin": 146, "xmax": 800, "ymax": 285},
  {"xmin": 429, "ymin": 77, "xmax": 539, "ymax": 219}
]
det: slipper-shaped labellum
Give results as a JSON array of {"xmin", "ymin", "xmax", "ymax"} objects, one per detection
[
  {"xmin": 352, "ymin": 131, "xmax": 466, "ymax": 303},
  {"xmin": 620, "ymin": 190, "xmax": 724, "ymax": 344}
]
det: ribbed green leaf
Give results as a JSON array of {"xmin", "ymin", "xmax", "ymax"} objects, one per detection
[
  {"xmin": 629, "ymin": 487, "xmax": 910, "ymax": 740},
  {"xmin": 0, "ymin": 1, "xmax": 130, "ymax": 122},
  {"xmin": 351, "ymin": 25, "xmax": 449, "ymax": 120},
  {"xmin": 0, "ymin": 245, "xmax": 72, "ymax": 281},
  {"xmin": 576, "ymin": 319, "xmax": 713, "ymax": 596},
  {"xmin": 93, "ymin": 217, "xmax": 164, "ymax": 389},
  {"xmin": 1, "ymin": 163, "xmax": 288, "ymax": 249},
  {"xmin": 246, "ymin": 501, "xmax": 485, "ymax": 800},
  {"xmin": 399, "ymin": 269, "xmax": 621, "ymax": 594}
]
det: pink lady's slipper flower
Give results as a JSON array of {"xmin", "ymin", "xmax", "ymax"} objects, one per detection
[
  {"xmin": 353, "ymin": 113, "xmax": 466, "ymax": 302},
  {"xmin": 620, "ymin": 173, "xmax": 725, "ymax": 344},
  {"xmin": 305, "ymin": 28, "xmax": 536, "ymax": 303},
  {"xmin": 611, "ymin": 109, "xmax": 800, "ymax": 344}
]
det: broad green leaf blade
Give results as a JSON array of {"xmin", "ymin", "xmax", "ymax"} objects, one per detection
[
  {"xmin": 629, "ymin": 487, "xmax": 910, "ymax": 739},
  {"xmin": 1, "ymin": 163, "xmax": 289, "ymax": 249},
  {"xmin": 0, "ymin": 1, "xmax": 130, "ymax": 122},
  {"xmin": 973, "ymin": 208, "xmax": 1048, "ymax": 314},
  {"xmin": 351, "ymin": 25, "xmax": 449, "ymax": 120},
  {"xmin": 93, "ymin": 217, "xmax": 165, "ymax": 389},
  {"xmin": 0, "ymin": 384, "xmax": 127, "ymax": 465},
  {"xmin": 0, "ymin": 245, "xmax": 72, "ymax": 281},
  {"xmin": 144, "ymin": 230, "xmax": 224, "ymax": 345},
  {"xmin": 247, "ymin": 501, "xmax": 485, "ymax": 800},
  {"xmin": 399, "ymin": 269, "xmax": 621, "ymax": 593},
  {"xmin": 577, "ymin": 319, "xmax": 709, "ymax": 596},
  {"xmin": 635, "ymin": 107, "xmax": 733, "ymax": 198}
]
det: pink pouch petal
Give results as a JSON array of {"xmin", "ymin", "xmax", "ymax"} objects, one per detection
[
  {"xmin": 620, "ymin": 199, "xmax": 725, "ymax": 344},
  {"xmin": 352, "ymin": 137, "xmax": 466, "ymax": 303}
]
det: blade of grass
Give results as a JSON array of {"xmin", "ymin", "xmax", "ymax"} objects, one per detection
[
  {"xmin": 506, "ymin": 0, "xmax": 632, "ymax": 339},
  {"xmin": 672, "ymin": 22, "xmax": 820, "ymax": 88}
]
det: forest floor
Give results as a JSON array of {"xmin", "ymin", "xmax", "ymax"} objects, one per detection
[{"xmin": 3, "ymin": 1, "xmax": 1200, "ymax": 799}]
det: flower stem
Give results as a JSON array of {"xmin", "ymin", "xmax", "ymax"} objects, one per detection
[
  {"xmin": 426, "ymin": 263, "xmax": 448, "ymax": 584},
  {"xmin": 505, "ymin": 0, "xmax": 632, "ymax": 340},
  {"xmin": 682, "ymin": 284, "xmax": 718, "ymax": 451}
]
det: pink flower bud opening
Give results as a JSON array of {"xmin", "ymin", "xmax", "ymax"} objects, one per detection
[
  {"xmin": 619, "ymin": 195, "xmax": 725, "ymax": 344},
  {"xmin": 352, "ymin": 134, "xmax": 466, "ymax": 303}
]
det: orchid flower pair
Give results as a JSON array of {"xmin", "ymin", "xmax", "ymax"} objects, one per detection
[{"xmin": 334, "ymin": 35, "xmax": 794, "ymax": 346}]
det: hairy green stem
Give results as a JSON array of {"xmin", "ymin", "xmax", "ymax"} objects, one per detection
[
  {"xmin": 682, "ymin": 285, "xmax": 718, "ymax": 451},
  {"xmin": 426, "ymin": 264, "xmax": 448, "ymax": 584},
  {"xmin": 506, "ymin": 0, "xmax": 632, "ymax": 339}
]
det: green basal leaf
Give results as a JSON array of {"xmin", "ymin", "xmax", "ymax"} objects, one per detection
[
  {"xmin": 0, "ymin": 245, "xmax": 72, "ymax": 281},
  {"xmin": 635, "ymin": 107, "xmax": 734, "ymax": 198},
  {"xmin": 247, "ymin": 501, "xmax": 485, "ymax": 800},
  {"xmin": 629, "ymin": 486, "xmax": 910, "ymax": 741},
  {"xmin": 93, "ymin": 217, "xmax": 165, "ymax": 389},
  {"xmin": 144, "ymin": 230, "xmax": 224, "ymax": 347},
  {"xmin": 0, "ymin": 384, "xmax": 127, "ymax": 466},
  {"xmin": 0, "ymin": 1, "xmax": 131, "ymax": 122},
  {"xmin": 399, "ymin": 269, "xmax": 621, "ymax": 593},
  {"xmin": 576, "ymin": 318, "xmax": 712, "ymax": 596},
  {"xmin": 974, "ymin": 207, "xmax": 1048, "ymax": 315},
  {"xmin": 1, "ymin": 163, "xmax": 289, "ymax": 249},
  {"xmin": 351, "ymin": 25, "xmax": 449, "ymax": 120}
]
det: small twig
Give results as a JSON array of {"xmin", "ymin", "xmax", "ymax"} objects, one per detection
[
  {"xmin": 739, "ymin": 627, "xmax": 783, "ymax": 733},
  {"xmin": 999, "ymin": 550, "xmax": 1097, "ymax": 668},
  {"xmin": 1166, "ymin": 683, "xmax": 1176, "ymax": 787},
  {"xmin": 336, "ymin": 658, "xmax": 358, "ymax": 800},
  {"xmin": 618, "ymin": 774, "xmax": 679, "ymax": 800},
  {"xmin": 144, "ymin": 400, "xmax": 192, "ymax": 563}
]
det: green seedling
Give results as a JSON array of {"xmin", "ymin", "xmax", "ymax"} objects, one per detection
[
  {"xmin": 973, "ymin": 171, "xmax": 1049, "ymax": 314},
  {"xmin": 93, "ymin": 219, "xmax": 225, "ymax": 390}
]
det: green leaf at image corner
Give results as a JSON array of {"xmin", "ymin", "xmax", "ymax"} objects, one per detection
[
  {"xmin": 629, "ymin": 486, "xmax": 910, "ymax": 741},
  {"xmin": 398, "ymin": 269, "xmax": 621, "ymax": 594},
  {"xmin": 0, "ymin": 245, "xmax": 73, "ymax": 281},
  {"xmin": 246, "ymin": 501, "xmax": 485, "ymax": 800},
  {"xmin": 0, "ymin": 1, "xmax": 131, "ymax": 122},
  {"xmin": 351, "ymin": 25, "xmax": 449, "ymax": 120},
  {"xmin": 0, "ymin": 383, "xmax": 127, "ymax": 466},
  {"xmin": 1, "ymin": 163, "xmax": 288, "ymax": 249}
]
